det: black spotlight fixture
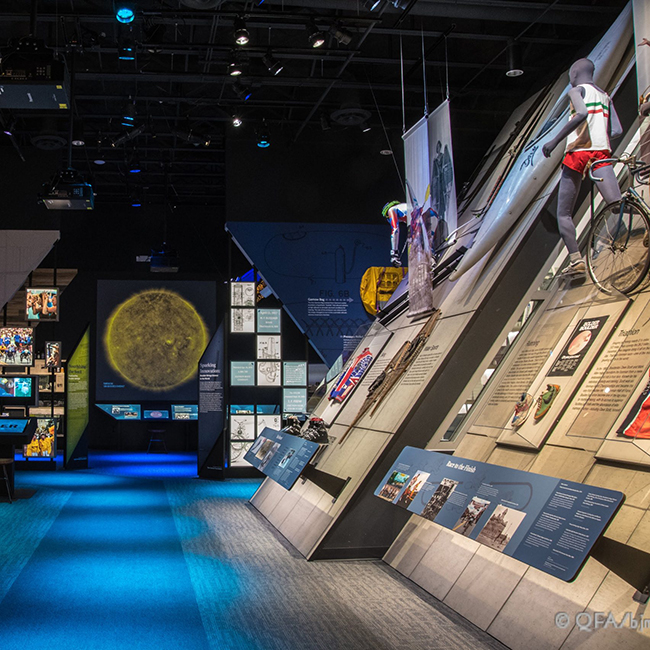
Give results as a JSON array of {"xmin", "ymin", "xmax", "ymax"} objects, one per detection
[
  {"xmin": 121, "ymin": 101, "xmax": 137, "ymax": 127},
  {"xmin": 308, "ymin": 22, "xmax": 325, "ymax": 48},
  {"xmin": 228, "ymin": 49, "xmax": 245, "ymax": 76},
  {"xmin": 234, "ymin": 16, "xmax": 250, "ymax": 46},
  {"xmin": 233, "ymin": 79, "xmax": 252, "ymax": 101},
  {"xmin": 118, "ymin": 37, "xmax": 136, "ymax": 61},
  {"xmin": 364, "ymin": 0, "xmax": 383, "ymax": 10},
  {"xmin": 232, "ymin": 115, "xmax": 243, "ymax": 128},
  {"xmin": 112, "ymin": 123, "xmax": 146, "ymax": 147},
  {"xmin": 262, "ymin": 48, "xmax": 283, "ymax": 75},
  {"xmin": 506, "ymin": 40, "xmax": 524, "ymax": 77},
  {"xmin": 256, "ymin": 120, "xmax": 270, "ymax": 148},
  {"xmin": 330, "ymin": 24, "xmax": 352, "ymax": 46}
]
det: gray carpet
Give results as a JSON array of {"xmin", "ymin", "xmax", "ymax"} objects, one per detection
[{"xmin": 166, "ymin": 479, "xmax": 508, "ymax": 650}]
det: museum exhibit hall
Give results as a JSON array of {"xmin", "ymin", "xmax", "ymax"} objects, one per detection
[{"xmin": 3, "ymin": 1, "xmax": 650, "ymax": 649}]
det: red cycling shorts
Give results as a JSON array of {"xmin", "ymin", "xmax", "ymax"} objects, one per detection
[{"xmin": 562, "ymin": 149, "xmax": 611, "ymax": 176}]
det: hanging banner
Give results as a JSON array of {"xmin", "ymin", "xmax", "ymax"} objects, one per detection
[
  {"xmin": 403, "ymin": 101, "xmax": 458, "ymax": 317},
  {"xmin": 404, "ymin": 116, "xmax": 434, "ymax": 317},
  {"xmin": 634, "ymin": 0, "xmax": 650, "ymax": 165},
  {"xmin": 428, "ymin": 100, "xmax": 458, "ymax": 238}
]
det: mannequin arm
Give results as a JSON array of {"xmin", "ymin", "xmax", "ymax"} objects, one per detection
[
  {"xmin": 609, "ymin": 101, "xmax": 623, "ymax": 140},
  {"xmin": 542, "ymin": 87, "xmax": 587, "ymax": 158}
]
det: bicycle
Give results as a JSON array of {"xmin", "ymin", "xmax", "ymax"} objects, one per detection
[{"xmin": 586, "ymin": 155, "xmax": 650, "ymax": 294}]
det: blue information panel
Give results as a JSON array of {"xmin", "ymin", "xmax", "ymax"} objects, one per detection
[
  {"xmin": 144, "ymin": 410, "xmax": 169, "ymax": 420},
  {"xmin": 172, "ymin": 405, "xmax": 198, "ymax": 420},
  {"xmin": 0, "ymin": 419, "xmax": 29, "ymax": 433},
  {"xmin": 376, "ymin": 447, "xmax": 624, "ymax": 582},
  {"xmin": 96, "ymin": 404, "xmax": 142, "ymax": 420},
  {"xmin": 245, "ymin": 427, "xmax": 319, "ymax": 490}
]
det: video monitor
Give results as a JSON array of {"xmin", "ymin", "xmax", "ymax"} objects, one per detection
[
  {"xmin": 0, "ymin": 327, "xmax": 34, "ymax": 366},
  {"xmin": 172, "ymin": 404, "xmax": 198, "ymax": 420},
  {"xmin": 23, "ymin": 417, "xmax": 58, "ymax": 459},
  {"xmin": 0, "ymin": 375, "xmax": 38, "ymax": 405},
  {"xmin": 26, "ymin": 288, "xmax": 59, "ymax": 321},
  {"xmin": 144, "ymin": 409, "xmax": 170, "ymax": 420}
]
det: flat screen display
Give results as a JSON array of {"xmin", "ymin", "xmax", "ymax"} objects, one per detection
[
  {"xmin": 172, "ymin": 404, "xmax": 198, "ymax": 420},
  {"xmin": 0, "ymin": 376, "xmax": 34, "ymax": 398},
  {"xmin": 0, "ymin": 327, "xmax": 34, "ymax": 366},
  {"xmin": 144, "ymin": 409, "xmax": 169, "ymax": 420},
  {"xmin": 26, "ymin": 287, "xmax": 59, "ymax": 321}
]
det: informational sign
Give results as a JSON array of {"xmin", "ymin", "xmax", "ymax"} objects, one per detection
[
  {"xmin": 548, "ymin": 316, "xmax": 609, "ymax": 377},
  {"xmin": 172, "ymin": 404, "xmax": 198, "ymax": 420},
  {"xmin": 244, "ymin": 427, "xmax": 320, "ymax": 490},
  {"xmin": 230, "ymin": 361, "xmax": 255, "ymax": 386},
  {"xmin": 283, "ymin": 361, "xmax": 307, "ymax": 386},
  {"xmin": 257, "ymin": 309, "xmax": 282, "ymax": 333},
  {"xmin": 225, "ymin": 222, "xmax": 385, "ymax": 366},
  {"xmin": 376, "ymin": 447, "xmax": 624, "ymax": 582},
  {"xmin": 283, "ymin": 388, "xmax": 307, "ymax": 414},
  {"xmin": 198, "ymin": 323, "xmax": 225, "ymax": 474},
  {"xmin": 144, "ymin": 410, "xmax": 169, "ymax": 420},
  {"xmin": 96, "ymin": 404, "xmax": 142, "ymax": 420},
  {"xmin": 66, "ymin": 326, "xmax": 90, "ymax": 468}
]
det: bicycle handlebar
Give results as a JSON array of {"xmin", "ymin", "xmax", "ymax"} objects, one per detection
[{"xmin": 588, "ymin": 154, "xmax": 650, "ymax": 184}]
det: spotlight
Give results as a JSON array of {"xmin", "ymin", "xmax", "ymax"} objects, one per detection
[
  {"xmin": 232, "ymin": 115, "xmax": 243, "ymax": 128},
  {"xmin": 112, "ymin": 123, "xmax": 145, "ymax": 147},
  {"xmin": 234, "ymin": 16, "xmax": 249, "ymax": 46},
  {"xmin": 330, "ymin": 25, "xmax": 352, "ymax": 46},
  {"xmin": 94, "ymin": 158, "xmax": 106, "ymax": 165},
  {"xmin": 71, "ymin": 125, "xmax": 85, "ymax": 147},
  {"xmin": 360, "ymin": 122, "xmax": 372, "ymax": 133},
  {"xmin": 233, "ymin": 80, "xmax": 252, "ymax": 101},
  {"xmin": 118, "ymin": 38, "xmax": 136, "ymax": 61},
  {"xmin": 308, "ymin": 23, "xmax": 325, "ymax": 48},
  {"xmin": 2, "ymin": 118, "xmax": 16, "ymax": 136},
  {"xmin": 129, "ymin": 158, "xmax": 141, "ymax": 173},
  {"xmin": 364, "ymin": 0, "xmax": 383, "ymax": 10},
  {"xmin": 228, "ymin": 50, "xmax": 244, "ymax": 76},
  {"xmin": 115, "ymin": 3, "xmax": 136, "ymax": 24},
  {"xmin": 121, "ymin": 102, "xmax": 136, "ymax": 127},
  {"xmin": 256, "ymin": 121, "xmax": 270, "ymax": 148},
  {"xmin": 506, "ymin": 41, "xmax": 524, "ymax": 77},
  {"xmin": 262, "ymin": 49, "xmax": 283, "ymax": 75}
]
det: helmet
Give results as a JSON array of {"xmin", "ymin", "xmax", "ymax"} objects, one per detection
[{"xmin": 382, "ymin": 200, "xmax": 401, "ymax": 218}]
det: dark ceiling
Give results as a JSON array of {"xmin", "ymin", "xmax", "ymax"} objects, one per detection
[{"xmin": 0, "ymin": 0, "xmax": 629, "ymax": 210}]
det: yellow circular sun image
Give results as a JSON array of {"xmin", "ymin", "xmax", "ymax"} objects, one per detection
[{"xmin": 104, "ymin": 289, "xmax": 208, "ymax": 392}]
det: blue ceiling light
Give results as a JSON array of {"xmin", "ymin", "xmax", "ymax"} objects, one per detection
[
  {"xmin": 115, "ymin": 4, "xmax": 136, "ymax": 24},
  {"xmin": 257, "ymin": 122, "xmax": 270, "ymax": 148}
]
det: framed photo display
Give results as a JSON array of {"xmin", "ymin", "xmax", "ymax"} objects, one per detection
[
  {"xmin": 231, "ymin": 282, "xmax": 255, "ymax": 307},
  {"xmin": 26, "ymin": 287, "xmax": 59, "ymax": 321},
  {"xmin": 257, "ymin": 361, "xmax": 281, "ymax": 386},
  {"xmin": 257, "ymin": 335, "xmax": 281, "ymax": 360},
  {"xmin": 45, "ymin": 341, "xmax": 62, "ymax": 369}
]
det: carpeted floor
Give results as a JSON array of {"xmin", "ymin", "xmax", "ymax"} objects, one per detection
[{"xmin": 0, "ymin": 452, "xmax": 507, "ymax": 650}]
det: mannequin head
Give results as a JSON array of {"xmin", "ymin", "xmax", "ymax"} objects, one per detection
[{"xmin": 569, "ymin": 58, "xmax": 595, "ymax": 87}]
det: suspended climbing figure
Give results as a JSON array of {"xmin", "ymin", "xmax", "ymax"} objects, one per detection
[{"xmin": 382, "ymin": 200, "xmax": 408, "ymax": 267}]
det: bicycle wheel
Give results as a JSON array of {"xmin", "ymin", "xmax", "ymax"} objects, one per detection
[{"xmin": 586, "ymin": 197, "xmax": 650, "ymax": 294}]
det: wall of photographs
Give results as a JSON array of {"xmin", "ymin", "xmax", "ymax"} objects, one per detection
[{"xmin": 228, "ymin": 280, "xmax": 308, "ymax": 467}]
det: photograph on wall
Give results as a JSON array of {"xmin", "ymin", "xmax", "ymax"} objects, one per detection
[
  {"xmin": 475, "ymin": 506, "xmax": 527, "ymax": 552},
  {"xmin": 257, "ymin": 335, "xmax": 281, "ymax": 360},
  {"xmin": 230, "ymin": 441, "xmax": 254, "ymax": 465},
  {"xmin": 0, "ymin": 376, "xmax": 34, "ymax": 398},
  {"xmin": 548, "ymin": 316, "xmax": 609, "ymax": 377},
  {"xmin": 23, "ymin": 417, "xmax": 58, "ymax": 458},
  {"xmin": 231, "ymin": 282, "xmax": 255, "ymax": 307},
  {"xmin": 96, "ymin": 280, "xmax": 216, "ymax": 402},
  {"xmin": 230, "ymin": 361, "xmax": 255, "ymax": 386},
  {"xmin": 230, "ymin": 308, "xmax": 255, "ymax": 333},
  {"xmin": 283, "ymin": 361, "xmax": 307, "ymax": 386},
  {"xmin": 378, "ymin": 471, "xmax": 411, "ymax": 502},
  {"xmin": 45, "ymin": 341, "xmax": 62, "ymax": 369},
  {"xmin": 395, "ymin": 471, "xmax": 430, "ymax": 509},
  {"xmin": 257, "ymin": 309, "xmax": 281, "ymax": 333},
  {"xmin": 230, "ymin": 415, "xmax": 255, "ymax": 441},
  {"xmin": 452, "ymin": 497, "xmax": 491, "ymax": 537},
  {"xmin": 421, "ymin": 478, "xmax": 459, "ymax": 521},
  {"xmin": 26, "ymin": 287, "xmax": 59, "ymax": 321},
  {"xmin": 257, "ymin": 414, "xmax": 281, "ymax": 435},
  {"xmin": 282, "ymin": 388, "xmax": 307, "ymax": 414},
  {"xmin": 257, "ymin": 361, "xmax": 281, "ymax": 386},
  {"xmin": 0, "ymin": 327, "xmax": 34, "ymax": 366}
]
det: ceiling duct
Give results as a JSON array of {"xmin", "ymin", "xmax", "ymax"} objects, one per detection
[
  {"xmin": 330, "ymin": 103, "xmax": 372, "ymax": 127},
  {"xmin": 179, "ymin": 0, "xmax": 225, "ymax": 9}
]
